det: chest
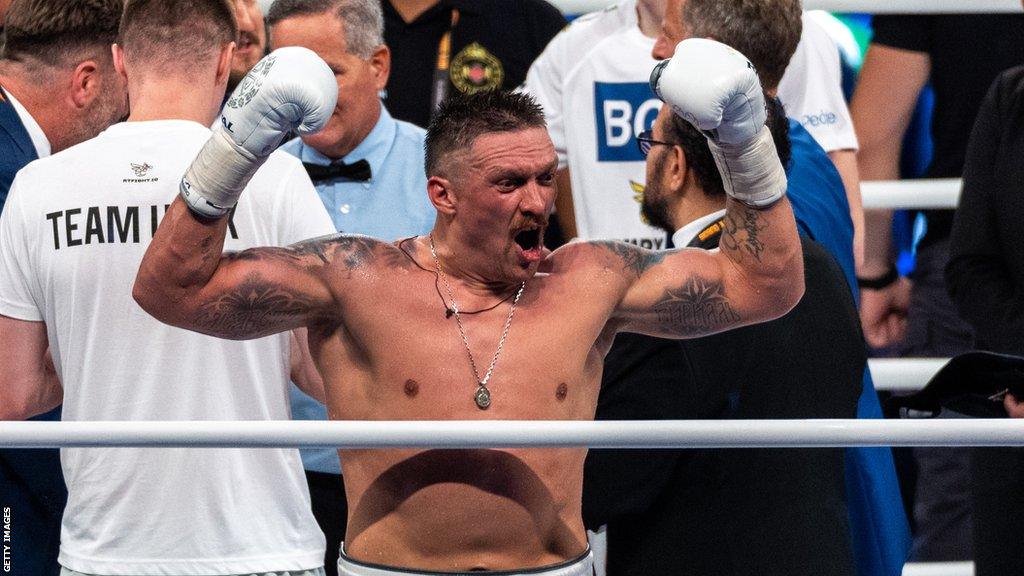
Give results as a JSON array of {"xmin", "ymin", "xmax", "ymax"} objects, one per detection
[{"xmin": 319, "ymin": 272, "xmax": 613, "ymax": 419}]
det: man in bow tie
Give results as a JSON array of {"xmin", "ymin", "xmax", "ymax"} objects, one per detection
[{"xmin": 268, "ymin": 1, "xmax": 435, "ymax": 573}]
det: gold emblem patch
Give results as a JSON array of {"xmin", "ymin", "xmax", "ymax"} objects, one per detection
[{"xmin": 450, "ymin": 42, "xmax": 504, "ymax": 94}]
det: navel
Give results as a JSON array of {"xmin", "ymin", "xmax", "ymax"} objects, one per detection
[
  {"xmin": 404, "ymin": 379, "xmax": 420, "ymax": 398},
  {"xmin": 555, "ymin": 382, "xmax": 568, "ymax": 401}
]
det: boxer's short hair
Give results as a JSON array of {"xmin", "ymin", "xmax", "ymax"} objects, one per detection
[
  {"xmin": 119, "ymin": 0, "xmax": 237, "ymax": 67},
  {"xmin": 662, "ymin": 95, "xmax": 792, "ymax": 199},
  {"xmin": 682, "ymin": 0, "xmax": 801, "ymax": 90},
  {"xmin": 267, "ymin": 0, "xmax": 383, "ymax": 59},
  {"xmin": 425, "ymin": 90, "xmax": 548, "ymax": 178},
  {"xmin": 1, "ymin": 0, "xmax": 122, "ymax": 68}
]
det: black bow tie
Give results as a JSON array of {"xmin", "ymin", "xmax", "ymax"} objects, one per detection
[{"xmin": 303, "ymin": 159, "xmax": 372, "ymax": 183}]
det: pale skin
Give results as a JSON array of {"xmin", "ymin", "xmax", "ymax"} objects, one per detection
[
  {"xmin": 850, "ymin": 42, "xmax": 929, "ymax": 348},
  {"xmin": 134, "ymin": 125, "xmax": 802, "ymax": 570}
]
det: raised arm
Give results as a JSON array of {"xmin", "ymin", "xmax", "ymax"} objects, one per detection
[
  {"xmin": 133, "ymin": 47, "xmax": 340, "ymax": 340},
  {"xmin": 612, "ymin": 39, "xmax": 803, "ymax": 338}
]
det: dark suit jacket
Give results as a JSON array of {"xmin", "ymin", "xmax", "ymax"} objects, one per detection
[
  {"xmin": 0, "ymin": 86, "xmax": 38, "ymax": 210},
  {"xmin": 946, "ymin": 65, "xmax": 1024, "ymax": 576},
  {"xmin": 584, "ymin": 236, "xmax": 864, "ymax": 576},
  {"xmin": 0, "ymin": 86, "xmax": 66, "ymax": 576}
]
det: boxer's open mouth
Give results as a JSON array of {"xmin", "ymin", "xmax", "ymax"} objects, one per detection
[{"xmin": 514, "ymin": 227, "xmax": 542, "ymax": 251}]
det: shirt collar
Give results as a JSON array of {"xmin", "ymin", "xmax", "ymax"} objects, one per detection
[
  {"xmin": 672, "ymin": 209, "xmax": 727, "ymax": 248},
  {"xmin": 4, "ymin": 87, "xmax": 51, "ymax": 158},
  {"xmin": 384, "ymin": 0, "xmax": 479, "ymax": 26},
  {"xmin": 297, "ymin": 103, "xmax": 396, "ymax": 181}
]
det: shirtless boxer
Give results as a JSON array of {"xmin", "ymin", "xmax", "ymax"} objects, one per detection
[{"xmin": 134, "ymin": 39, "xmax": 803, "ymax": 575}]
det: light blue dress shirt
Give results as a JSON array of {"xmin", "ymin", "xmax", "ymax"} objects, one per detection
[{"xmin": 282, "ymin": 104, "xmax": 434, "ymax": 474}]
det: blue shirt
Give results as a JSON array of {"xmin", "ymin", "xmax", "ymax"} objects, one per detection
[
  {"xmin": 787, "ymin": 119, "xmax": 911, "ymax": 576},
  {"xmin": 282, "ymin": 104, "xmax": 434, "ymax": 474}
]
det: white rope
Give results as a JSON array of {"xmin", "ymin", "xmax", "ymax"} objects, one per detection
[
  {"xmin": 868, "ymin": 358, "xmax": 946, "ymax": 392},
  {"xmin": 861, "ymin": 179, "xmax": 961, "ymax": 210},
  {"xmin": 551, "ymin": 0, "xmax": 1022, "ymax": 15},
  {"xmin": 903, "ymin": 561, "xmax": 974, "ymax": 576},
  {"xmin": 2, "ymin": 419, "xmax": 1022, "ymax": 448}
]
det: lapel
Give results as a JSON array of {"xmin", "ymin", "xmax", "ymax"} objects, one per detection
[{"xmin": 0, "ymin": 87, "xmax": 39, "ymax": 160}]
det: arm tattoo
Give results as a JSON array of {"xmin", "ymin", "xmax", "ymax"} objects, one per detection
[
  {"xmin": 652, "ymin": 276, "xmax": 740, "ymax": 334},
  {"xmin": 226, "ymin": 234, "xmax": 385, "ymax": 271},
  {"xmin": 720, "ymin": 205, "xmax": 767, "ymax": 263},
  {"xmin": 593, "ymin": 241, "xmax": 668, "ymax": 278},
  {"xmin": 193, "ymin": 272, "xmax": 319, "ymax": 337}
]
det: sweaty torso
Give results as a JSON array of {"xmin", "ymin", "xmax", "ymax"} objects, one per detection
[{"xmin": 306, "ymin": 237, "xmax": 624, "ymax": 570}]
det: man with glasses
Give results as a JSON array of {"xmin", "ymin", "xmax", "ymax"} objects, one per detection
[{"xmin": 584, "ymin": 95, "xmax": 865, "ymax": 576}]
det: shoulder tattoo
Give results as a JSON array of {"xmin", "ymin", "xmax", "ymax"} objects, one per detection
[{"xmin": 592, "ymin": 240, "xmax": 668, "ymax": 278}]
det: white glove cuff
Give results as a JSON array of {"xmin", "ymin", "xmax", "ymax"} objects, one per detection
[
  {"xmin": 707, "ymin": 126, "xmax": 787, "ymax": 208},
  {"xmin": 179, "ymin": 127, "xmax": 263, "ymax": 219}
]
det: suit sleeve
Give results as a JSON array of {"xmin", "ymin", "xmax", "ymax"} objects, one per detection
[{"xmin": 946, "ymin": 70, "xmax": 1024, "ymax": 351}]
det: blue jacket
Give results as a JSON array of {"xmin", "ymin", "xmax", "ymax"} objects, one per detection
[{"xmin": 0, "ymin": 87, "xmax": 38, "ymax": 210}]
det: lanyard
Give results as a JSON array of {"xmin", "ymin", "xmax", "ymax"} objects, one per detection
[{"xmin": 430, "ymin": 8, "xmax": 460, "ymax": 116}]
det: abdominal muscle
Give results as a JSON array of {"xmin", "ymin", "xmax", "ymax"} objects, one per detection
[{"xmin": 339, "ymin": 446, "xmax": 589, "ymax": 571}]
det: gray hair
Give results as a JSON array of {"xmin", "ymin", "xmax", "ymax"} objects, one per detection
[
  {"xmin": 267, "ymin": 0, "xmax": 383, "ymax": 59},
  {"xmin": 681, "ymin": 0, "xmax": 801, "ymax": 90}
]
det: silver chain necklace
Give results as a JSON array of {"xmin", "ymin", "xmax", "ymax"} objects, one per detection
[{"xmin": 429, "ymin": 234, "xmax": 525, "ymax": 410}]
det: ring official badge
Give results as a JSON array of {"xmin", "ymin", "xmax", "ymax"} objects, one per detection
[
  {"xmin": 450, "ymin": 42, "xmax": 504, "ymax": 94},
  {"xmin": 226, "ymin": 55, "xmax": 276, "ymax": 109}
]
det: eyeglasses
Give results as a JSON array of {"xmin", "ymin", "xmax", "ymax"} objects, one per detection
[{"xmin": 636, "ymin": 130, "xmax": 676, "ymax": 157}]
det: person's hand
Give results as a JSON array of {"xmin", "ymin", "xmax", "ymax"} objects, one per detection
[
  {"xmin": 180, "ymin": 46, "xmax": 337, "ymax": 218},
  {"xmin": 859, "ymin": 276, "xmax": 911, "ymax": 349},
  {"xmin": 1004, "ymin": 392, "xmax": 1024, "ymax": 418}
]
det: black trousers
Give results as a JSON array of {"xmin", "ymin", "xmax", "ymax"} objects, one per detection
[
  {"xmin": 306, "ymin": 470, "xmax": 348, "ymax": 576},
  {"xmin": 972, "ymin": 448, "xmax": 1024, "ymax": 575}
]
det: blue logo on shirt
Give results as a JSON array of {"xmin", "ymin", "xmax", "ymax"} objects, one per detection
[
  {"xmin": 594, "ymin": 82, "xmax": 660, "ymax": 162},
  {"xmin": 801, "ymin": 110, "xmax": 838, "ymax": 128}
]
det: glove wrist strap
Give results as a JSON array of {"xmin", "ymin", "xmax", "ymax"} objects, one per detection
[{"xmin": 707, "ymin": 126, "xmax": 787, "ymax": 208}]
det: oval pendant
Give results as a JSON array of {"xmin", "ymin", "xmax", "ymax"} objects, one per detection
[{"xmin": 475, "ymin": 386, "xmax": 491, "ymax": 410}]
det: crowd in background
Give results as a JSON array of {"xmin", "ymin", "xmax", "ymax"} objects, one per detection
[{"xmin": 0, "ymin": 0, "xmax": 1022, "ymax": 575}]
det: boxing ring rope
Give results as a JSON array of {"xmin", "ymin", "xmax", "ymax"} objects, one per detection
[
  {"xmin": 1, "ymin": 418, "xmax": 1022, "ymax": 449},
  {"xmin": 861, "ymin": 178, "xmax": 960, "ymax": 210},
  {"xmin": 551, "ymin": 0, "xmax": 1022, "ymax": 15}
]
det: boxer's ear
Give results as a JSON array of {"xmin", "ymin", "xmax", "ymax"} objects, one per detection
[{"xmin": 428, "ymin": 175, "xmax": 457, "ymax": 216}]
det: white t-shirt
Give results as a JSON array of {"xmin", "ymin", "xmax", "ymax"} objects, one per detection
[
  {"xmin": 524, "ymin": 3, "xmax": 856, "ymax": 247},
  {"xmin": 777, "ymin": 11, "xmax": 859, "ymax": 153},
  {"xmin": 524, "ymin": 0, "xmax": 666, "ymax": 248},
  {"xmin": 0, "ymin": 120, "xmax": 332, "ymax": 575}
]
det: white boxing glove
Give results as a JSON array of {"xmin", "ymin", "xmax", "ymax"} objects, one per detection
[
  {"xmin": 650, "ymin": 38, "xmax": 786, "ymax": 207},
  {"xmin": 180, "ymin": 46, "xmax": 338, "ymax": 218}
]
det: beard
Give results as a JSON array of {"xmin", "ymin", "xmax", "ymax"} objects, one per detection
[{"xmin": 639, "ymin": 154, "xmax": 675, "ymax": 235}]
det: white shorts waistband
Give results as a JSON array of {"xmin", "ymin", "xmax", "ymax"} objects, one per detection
[{"xmin": 337, "ymin": 548, "xmax": 594, "ymax": 576}]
